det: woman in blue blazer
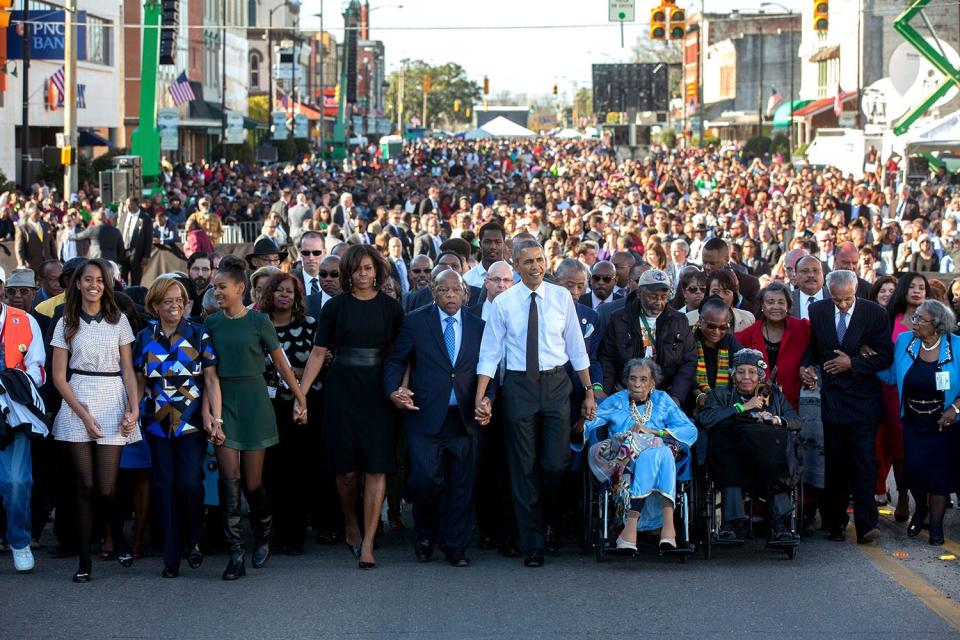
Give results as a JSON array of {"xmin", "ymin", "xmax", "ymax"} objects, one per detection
[{"xmin": 877, "ymin": 300, "xmax": 960, "ymax": 546}]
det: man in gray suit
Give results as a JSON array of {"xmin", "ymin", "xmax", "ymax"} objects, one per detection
[
  {"xmin": 791, "ymin": 255, "xmax": 831, "ymax": 320},
  {"xmin": 71, "ymin": 209, "xmax": 125, "ymax": 262}
]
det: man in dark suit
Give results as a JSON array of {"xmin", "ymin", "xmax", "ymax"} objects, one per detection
[
  {"xmin": 346, "ymin": 218, "xmax": 375, "ymax": 246},
  {"xmin": 700, "ymin": 237, "xmax": 760, "ymax": 312},
  {"xmin": 801, "ymin": 269, "xmax": 893, "ymax": 545},
  {"xmin": 413, "ymin": 214, "xmax": 443, "ymax": 260},
  {"xmin": 893, "ymin": 185, "xmax": 920, "ymax": 221},
  {"xmin": 384, "ymin": 270, "xmax": 490, "ymax": 567},
  {"xmin": 578, "ymin": 261, "xmax": 622, "ymax": 311},
  {"xmin": 332, "ymin": 192, "xmax": 353, "ymax": 227},
  {"xmin": 790, "ymin": 256, "xmax": 831, "ymax": 320},
  {"xmin": 385, "ymin": 206, "xmax": 412, "ymax": 259},
  {"xmin": 14, "ymin": 203, "xmax": 57, "ymax": 271},
  {"xmin": 70, "ymin": 209, "xmax": 125, "ymax": 262},
  {"xmin": 117, "ymin": 198, "xmax": 154, "ymax": 285},
  {"xmin": 404, "ymin": 252, "xmax": 482, "ymax": 312},
  {"xmin": 417, "ymin": 185, "xmax": 440, "ymax": 217},
  {"xmin": 833, "ymin": 241, "xmax": 874, "ymax": 299}
]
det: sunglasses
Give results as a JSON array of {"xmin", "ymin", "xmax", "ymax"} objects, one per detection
[
  {"xmin": 6, "ymin": 287, "xmax": 35, "ymax": 296},
  {"xmin": 591, "ymin": 274, "xmax": 614, "ymax": 283},
  {"xmin": 318, "ymin": 270, "xmax": 339, "ymax": 278},
  {"xmin": 410, "ymin": 268, "xmax": 431, "ymax": 274},
  {"xmin": 702, "ymin": 321, "xmax": 730, "ymax": 332},
  {"xmin": 686, "ymin": 286, "xmax": 706, "ymax": 293},
  {"xmin": 301, "ymin": 250, "xmax": 324, "ymax": 257}
]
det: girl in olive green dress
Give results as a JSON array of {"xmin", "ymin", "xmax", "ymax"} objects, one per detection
[{"xmin": 204, "ymin": 255, "xmax": 307, "ymax": 581}]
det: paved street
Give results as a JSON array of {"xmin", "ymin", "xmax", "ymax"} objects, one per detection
[{"xmin": 4, "ymin": 507, "xmax": 960, "ymax": 639}]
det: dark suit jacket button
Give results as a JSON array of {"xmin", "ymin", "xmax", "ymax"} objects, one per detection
[{"xmin": 451, "ymin": 373, "xmax": 456, "ymax": 378}]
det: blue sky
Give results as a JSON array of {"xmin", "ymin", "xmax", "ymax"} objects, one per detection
[{"xmin": 299, "ymin": 0, "xmax": 803, "ymax": 98}]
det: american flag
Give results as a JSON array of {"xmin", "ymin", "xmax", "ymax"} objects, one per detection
[
  {"xmin": 50, "ymin": 66, "xmax": 65, "ymax": 99},
  {"xmin": 766, "ymin": 87, "xmax": 784, "ymax": 117},
  {"xmin": 833, "ymin": 84, "xmax": 848, "ymax": 118},
  {"xmin": 169, "ymin": 71, "xmax": 196, "ymax": 105}
]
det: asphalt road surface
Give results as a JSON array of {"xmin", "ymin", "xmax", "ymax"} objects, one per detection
[{"xmin": 3, "ymin": 506, "xmax": 960, "ymax": 639}]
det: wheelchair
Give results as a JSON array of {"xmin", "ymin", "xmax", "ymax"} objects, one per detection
[
  {"xmin": 581, "ymin": 424, "xmax": 698, "ymax": 563},
  {"xmin": 694, "ymin": 431, "xmax": 803, "ymax": 562}
]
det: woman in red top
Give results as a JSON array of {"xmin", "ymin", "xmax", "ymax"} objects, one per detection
[{"xmin": 735, "ymin": 281, "xmax": 810, "ymax": 411}]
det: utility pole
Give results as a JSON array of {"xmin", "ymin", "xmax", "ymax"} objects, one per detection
[
  {"xmin": 220, "ymin": 0, "xmax": 227, "ymax": 152},
  {"xmin": 318, "ymin": 8, "xmax": 324, "ymax": 153},
  {"xmin": 696, "ymin": 0, "xmax": 704, "ymax": 147},
  {"xmin": 757, "ymin": 33, "xmax": 764, "ymax": 137},
  {"xmin": 19, "ymin": 0, "xmax": 30, "ymax": 190},
  {"xmin": 397, "ymin": 60, "xmax": 405, "ymax": 134},
  {"xmin": 63, "ymin": 0, "xmax": 78, "ymax": 196}
]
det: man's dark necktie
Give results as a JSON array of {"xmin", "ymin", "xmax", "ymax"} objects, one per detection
[
  {"xmin": 310, "ymin": 277, "xmax": 319, "ymax": 296},
  {"xmin": 526, "ymin": 292, "xmax": 539, "ymax": 382}
]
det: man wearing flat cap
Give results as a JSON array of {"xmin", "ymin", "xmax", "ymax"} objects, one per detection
[{"xmin": 599, "ymin": 268, "xmax": 696, "ymax": 405}]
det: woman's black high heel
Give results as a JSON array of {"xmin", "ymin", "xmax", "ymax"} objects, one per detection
[
  {"xmin": 117, "ymin": 553, "xmax": 134, "ymax": 568},
  {"xmin": 907, "ymin": 509, "xmax": 927, "ymax": 537},
  {"xmin": 358, "ymin": 560, "xmax": 376, "ymax": 569}
]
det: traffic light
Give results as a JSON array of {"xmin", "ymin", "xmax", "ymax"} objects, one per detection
[
  {"xmin": 61, "ymin": 146, "xmax": 74, "ymax": 166},
  {"xmin": 813, "ymin": 0, "xmax": 829, "ymax": 32},
  {"xmin": 453, "ymin": 99, "xmax": 460, "ymax": 112},
  {"xmin": 552, "ymin": 84, "xmax": 558, "ymax": 96},
  {"xmin": 669, "ymin": 7, "xmax": 686, "ymax": 39},
  {"xmin": 650, "ymin": 6, "xmax": 666, "ymax": 40},
  {"xmin": 483, "ymin": 75, "xmax": 489, "ymax": 95},
  {"xmin": 334, "ymin": 83, "xmax": 340, "ymax": 104}
]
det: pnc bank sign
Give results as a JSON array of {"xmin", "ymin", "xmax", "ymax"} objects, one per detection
[{"xmin": 5, "ymin": 10, "xmax": 88, "ymax": 61}]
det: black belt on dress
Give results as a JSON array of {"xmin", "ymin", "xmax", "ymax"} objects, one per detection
[
  {"xmin": 334, "ymin": 348, "xmax": 383, "ymax": 367},
  {"xmin": 69, "ymin": 369, "xmax": 122, "ymax": 377}
]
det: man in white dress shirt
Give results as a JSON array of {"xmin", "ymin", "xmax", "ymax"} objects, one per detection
[
  {"xmin": 475, "ymin": 239, "xmax": 596, "ymax": 568},
  {"xmin": 387, "ymin": 237, "xmax": 409, "ymax": 295},
  {"xmin": 791, "ymin": 255, "xmax": 830, "ymax": 320}
]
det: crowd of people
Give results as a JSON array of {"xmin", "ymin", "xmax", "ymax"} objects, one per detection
[{"xmin": 0, "ymin": 137, "xmax": 958, "ymax": 580}]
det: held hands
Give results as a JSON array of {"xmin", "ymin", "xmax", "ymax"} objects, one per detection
[
  {"xmin": 390, "ymin": 386, "xmax": 420, "ymax": 412},
  {"xmin": 581, "ymin": 394, "xmax": 597, "ymax": 422},
  {"xmin": 824, "ymin": 350, "xmax": 853, "ymax": 375},
  {"xmin": 293, "ymin": 400, "xmax": 308, "ymax": 425},
  {"xmin": 800, "ymin": 366, "xmax": 818, "ymax": 390},
  {"xmin": 120, "ymin": 411, "xmax": 138, "ymax": 437},
  {"xmin": 474, "ymin": 396, "xmax": 492, "ymax": 426}
]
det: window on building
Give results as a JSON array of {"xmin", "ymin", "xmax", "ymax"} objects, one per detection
[
  {"xmin": 250, "ymin": 52, "xmax": 261, "ymax": 89},
  {"xmin": 85, "ymin": 15, "xmax": 112, "ymax": 66},
  {"xmin": 248, "ymin": 0, "xmax": 257, "ymax": 27}
]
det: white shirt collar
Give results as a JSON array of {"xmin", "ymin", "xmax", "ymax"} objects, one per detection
[
  {"xmin": 522, "ymin": 281, "xmax": 545, "ymax": 299},
  {"xmin": 835, "ymin": 299, "xmax": 856, "ymax": 320},
  {"xmin": 438, "ymin": 307, "xmax": 463, "ymax": 324}
]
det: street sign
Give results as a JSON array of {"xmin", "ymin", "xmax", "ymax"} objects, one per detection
[
  {"xmin": 608, "ymin": 0, "xmax": 635, "ymax": 22},
  {"xmin": 158, "ymin": 107, "xmax": 179, "ymax": 151},
  {"xmin": 293, "ymin": 113, "xmax": 308, "ymax": 139},
  {"xmin": 271, "ymin": 110, "xmax": 288, "ymax": 141},
  {"xmin": 225, "ymin": 111, "xmax": 245, "ymax": 144}
]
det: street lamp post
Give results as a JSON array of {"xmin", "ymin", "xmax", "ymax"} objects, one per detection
[{"xmin": 267, "ymin": 0, "xmax": 299, "ymax": 128}]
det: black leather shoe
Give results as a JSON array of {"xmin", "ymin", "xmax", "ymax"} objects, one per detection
[
  {"xmin": 72, "ymin": 571, "xmax": 90, "ymax": 583},
  {"xmin": 827, "ymin": 527, "xmax": 846, "ymax": 542},
  {"xmin": 187, "ymin": 545, "xmax": 203, "ymax": 569},
  {"xmin": 929, "ymin": 524, "xmax": 945, "ymax": 546},
  {"xmin": 414, "ymin": 538, "xmax": 434, "ymax": 562},
  {"xmin": 477, "ymin": 535, "xmax": 497, "ymax": 550},
  {"xmin": 161, "ymin": 564, "xmax": 180, "ymax": 578},
  {"xmin": 545, "ymin": 526, "xmax": 561, "ymax": 553},
  {"xmin": 117, "ymin": 553, "xmax": 134, "ymax": 568},
  {"xmin": 446, "ymin": 548, "xmax": 470, "ymax": 567},
  {"xmin": 222, "ymin": 552, "xmax": 246, "ymax": 581},
  {"xmin": 523, "ymin": 549, "xmax": 545, "ymax": 568}
]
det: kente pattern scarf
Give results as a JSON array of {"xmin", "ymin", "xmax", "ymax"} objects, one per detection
[{"xmin": 696, "ymin": 340, "xmax": 729, "ymax": 393}]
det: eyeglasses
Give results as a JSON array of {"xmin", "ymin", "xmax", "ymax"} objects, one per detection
[
  {"xmin": 318, "ymin": 270, "xmax": 339, "ymax": 278},
  {"xmin": 6, "ymin": 287, "xmax": 35, "ymax": 296},
  {"xmin": 591, "ymin": 274, "xmax": 614, "ymax": 283},
  {"xmin": 410, "ymin": 268, "xmax": 431, "ymax": 274},
  {"xmin": 911, "ymin": 313, "xmax": 931, "ymax": 325},
  {"xmin": 702, "ymin": 321, "xmax": 730, "ymax": 332},
  {"xmin": 486, "ymin": 277, "xmax": 512, "ymax": 285},
  {"xmin": 300, "ymin": 250, "xmax": 324, "ymax": 257},
  {"xmin": 685, "ymin": 286, "xmax": 706, "ymax": 293}
]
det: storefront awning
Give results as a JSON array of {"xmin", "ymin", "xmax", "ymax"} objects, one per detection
[
  {"xmin": 772, "ymin": 99, "xmax": 814, "ymax": 128},
  {"xmin": 793, "ymin": 93, "xmax": 857, "ymax": 118},
  {"xmin": 809, "ymin": 45, "xmax": 840, "ymax": 63},
  {"xmin": 706, "ymin": 111, "xmax": 760, "ymax": 128},
  {"xmin": 78, "ymin": 129, "xmax": 111, "ymax": 147},
  {"xmin": 189, "ymin": 101, "xmax": 267, "ymax": 129}
]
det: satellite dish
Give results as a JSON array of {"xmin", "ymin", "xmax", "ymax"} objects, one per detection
[{"xmin": 888, "ymin": 39, "xmax": 960, "ymax": 107}]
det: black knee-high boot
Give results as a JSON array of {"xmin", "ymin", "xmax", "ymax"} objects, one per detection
[
  {"xmin": 219, "ymin": 479, "xmax": 245, "ymax": 580},
  {"xmin": 247, "ymin": 485, "xmax": 273, "ymax": 568}
]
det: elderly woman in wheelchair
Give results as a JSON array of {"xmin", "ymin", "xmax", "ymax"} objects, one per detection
[
  {"xmin": 698, "ymin": 348, "xmax": 802, "ymax": 547},
  {"xmin": 583, "ymin": 358, "xmax": 697, "ymax": 553}
]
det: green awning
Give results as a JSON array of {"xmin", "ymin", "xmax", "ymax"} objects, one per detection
[
  {"xmin": 189, "ymin": 101, "xmax": 267, "ymax": 130},
  {"xmin": 772, "ymin": 99, "xmax": 813, "ymax": 128}
]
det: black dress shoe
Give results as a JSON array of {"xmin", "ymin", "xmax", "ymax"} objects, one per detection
[
  {"xmin": 414, "ymin": 538, "xmax": 434, "ymax": 562},
  {"xmin": 222, "ymin": 552, "xmax": 245, "ymax": 581},
  {"xmin": 72, "ymin": 571, "xmax": 91, "ymax": 583},
  {"xmin": 161, "ymin": 564, "xmax": 180, "ymax": 578},
  {"xmin": 187, "ymin": 545, "xmax": 203, "ymax": 569},
  {"xmin": 827, "ymin": 527, "xmax": 846, "ymax": 542},
  {"xmin": 477, "ymin": 535, "xmax": 497, "ymax": 551},
  {"xmin": 500, "ymin": 543, "xmax": 522, "ymax": 558},
  {"xmin": 907, "ymin": 510, "xmax": 927, "ymax": 537},
  {"xmin": 252, "ymin": 543, "xmax": 271, "ymax": 569},
  {"xmin": 117, "ymin": 553, "xmax": 134, "ymax": 568},
  {"xmin": 929, "ymin": 524, "xmax": 945, "ymax": 546},
  {"xmin": 523, "ymin": 549, "xmax": 545, "ymax": 568},
  {"xmin": 545, "ymin": 526, "xmax": 561, "ymax": 553},
  {"xmin": 446, "ymin": 549, "xmax": 470, "ymax": 567}
]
